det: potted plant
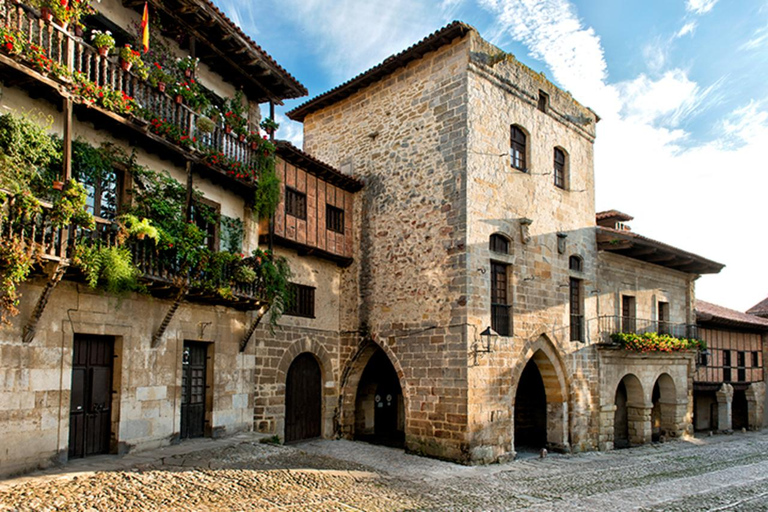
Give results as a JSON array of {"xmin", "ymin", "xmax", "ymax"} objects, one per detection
[
  {"xmin": 260, "ymin": 117, "xmax": 279, "ymax": 136},
  {"xmin": 118, "ymin": 44, "xmax": 140, "ymax": 72},
  {"xmin": 91, "ymin": 30, "xmax": 115, "ymax": 57},
  {"xmin": 148, "ymin": 63, "xmax": 174, "ymax": 93},
  {"xmin": 176, "ymin": 55, "xmax": 199, "ymax": 78},
  {"xmin": 247, "ymin": 131, "xmax": 262, "ymax": 150},
  {"xmin": 196, "ymin": 116, "xmax": 215, "ymax": 134}
]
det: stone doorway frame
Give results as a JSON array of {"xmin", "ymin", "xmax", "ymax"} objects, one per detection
[
  {"xmin": 337, "ymin": 340, "xmax": 407, "ymax": 441},
  {"xmin": 510, "ymin": 335, "xmax": 570, "ymax": 452}
]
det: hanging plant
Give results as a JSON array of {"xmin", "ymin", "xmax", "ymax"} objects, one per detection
[
  {"xmin": 49, "ymin": 179, "xmax": 95, "ymax": 230},
  {"xmin": 73, "ymin": 245, "xmax": 142, "ymax": 295}
]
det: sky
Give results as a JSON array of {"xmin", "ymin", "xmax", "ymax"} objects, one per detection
[{"xmin": 214, "ymin": 0, "xmax": 768, "ymax": 312}]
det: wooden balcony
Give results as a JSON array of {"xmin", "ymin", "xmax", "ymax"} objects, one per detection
[
  {"xmin": 0, "ymin": 0, "xmax": 265, "ymax": 194},
  {"xmin": 1, "ymin": 191, "xmax": 267, "ymax": 309}
]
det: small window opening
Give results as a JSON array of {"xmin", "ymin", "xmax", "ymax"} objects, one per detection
[
  {"xmin": 538, "ymin": 91, "xmax": 549, "ymax": 113},
  {"xmin": 490, "ymin": 234, "xmax": 510, "ymax": 254}
]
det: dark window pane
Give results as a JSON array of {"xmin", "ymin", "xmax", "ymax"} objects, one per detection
[
  {"xmin": 554, "ymin": 148, "xmax": 566, "ymax": 189},
  {"xmin": 569, "ymin": 255, "xmax": 582, "ymax": 272},
  {"xmin": 326, "ymin": 204, "xmax": 345, "ymax": 234},
  {"xmin": 489, "ymin": 234, "xmax": 509, "ymax": 254},
  {"xmin": 286, "ymin": 188, "xmax": 307, "ymax": 220},
  {"xmin": 285, "ymin": 283, "xmax": 315, "ymax": 318},
  {"xmin": 491, "ymin": 262, "xmax": 511, "ymax": 336},
  {"xmin": 511, "ymin": 126, "xmax": 527, "ymax": 171},
  {"xmin": 570, "ymin": 277, "xmax": 583, "ymax": 341},
  {"xmin": 538, "ymin": 91, "xmax": 549, "ymax": 112},
  {"xmin": 622, "ymin": 296, "xmax": 636, "ymax": 333}
]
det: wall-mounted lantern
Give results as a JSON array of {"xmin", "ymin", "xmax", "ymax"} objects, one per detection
[{"xmin": 474, "ymin": 326, "xmax": 499, "ymax": 364}]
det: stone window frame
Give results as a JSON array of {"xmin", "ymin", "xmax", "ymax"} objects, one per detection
[
  {"xmin": 554, "ymin": 146, "xmax": 568, "ymax": 190},
  {"xmin": 284, "ymin": 283, "xmax": 316, "ymax": 318},
  {"xmin": 489, "ymin": 233, "xmax": 512, "ymax": 254},
  {"xmin": 568, "ymin": 254, "xmax": 583, "ymax": 272},
  {"xmin": 510, "ymin": 124, "xmax": 530, "ymax": 173},
  {"xmin": 490, "ymin": 260, "xmax": 513, "ymax": 337}
]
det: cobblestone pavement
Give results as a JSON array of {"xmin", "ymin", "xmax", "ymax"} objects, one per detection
[{"xmin": 2, "ymin": 431, "xmax": 768, "ymax": 511}]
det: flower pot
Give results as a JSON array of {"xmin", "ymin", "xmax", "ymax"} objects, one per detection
[
  {"xmin": 175, "ymin": 94, "xmax": 183, "ymax": 105},
  {"xmin": 40, "ymin": 7, "xmax": 53, "ymax": 22},
  {"xmin": 136, "ymin": 232, "xmax": 146, "ymax": 240},
  {"xmin": 224, "ymin": 125, "xmax": 232, "ymax": 134},
  {"xmin": 238, "ymin": 133, "xmax": 246, "ymax": 143},
  {"xmin": 120, "ymin": 60, "xmax": 132, "ymax": 72},
  {"xmin": 184, "ymin": 68, "xmax": 192, "ymax": 78},
  {"xmin": 52, "ymin": 180, "xmax": 64, "ymax": 191},
  {"xmin": 97, "ymin": 46, "xmax": 109, "ymax": 57},
  {"xmin": 250, "ymin": 141, "xmax": 258, "ymax": 150},
  {"xmin": 157, "ymin": 81, "xmax": 166, "ymax": 93}
]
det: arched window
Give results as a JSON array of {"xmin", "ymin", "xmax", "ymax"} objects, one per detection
[
  {"xmin": 489, "ymin": 233, "xmax": 510, "ymax": 254},
  {"xmin": 554, "ymin": 148, "xmax": 567, "ymax": 189},
  {"xmin": 510, "ymin": 126, "xmax": 527, "ymax": 171},
  {"xmin": 569, "ymin": 255, "xmax": 582, "ymax": 272}
]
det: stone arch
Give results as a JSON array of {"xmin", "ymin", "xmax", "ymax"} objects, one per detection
[
  {"xmin": 510, "ymin": 334, "xmax": 570, "ymax": 451},
  {"xmin": 274, "ymin": 338, "xmax": 336, "ymax": 441},
  {"xmin": 614, "ymin": 373, "xmax": 648, "ymax": 448},
  {"xmin": 338, "ymin": 339, "xmax": 407, "ymax": 444},
  {"xmin": 651, "ymin": 373, "xmax": 679, "ymax": 441}
]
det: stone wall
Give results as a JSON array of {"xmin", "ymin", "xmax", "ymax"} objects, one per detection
[
  {"xmin": 0, "ymin": 278, "xmax": 256, "ymax": 477},
  {"xmin": 303, "ymin": 35, "xmax": 473, "ymax": 461}
]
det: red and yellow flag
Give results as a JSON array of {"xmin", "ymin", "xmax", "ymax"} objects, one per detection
[{"xmin": 141, "ymin": 2, "xmax": 150, "ymax": 54}]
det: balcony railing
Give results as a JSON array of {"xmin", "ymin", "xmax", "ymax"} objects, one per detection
[
  {"xmin": 1, "ymin": 191, "xmax": 265, "ymax": 305},
  {"xmin": 0, "ymin": 0, "xmax": 261, "ymax": 183},
  {"xmin": 596, "ymin": 315, "xmax": 698, "ymax": 344}
]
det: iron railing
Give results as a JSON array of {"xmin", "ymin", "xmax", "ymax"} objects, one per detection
[
  {"xmin": 596, "ymin": 315, "xmax": 698, "ymax": 343},
  {"xmin": 0, "ymin": 0, "xmax": 260, "ymax": 180}
]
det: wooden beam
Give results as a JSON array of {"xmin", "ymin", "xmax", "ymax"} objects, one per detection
[
  {"xmin": 239, "ymin": 304, "xmax": 270, "ymax": 352},
  {"xmin": 151, "ymin": 287, "xmax": 187, "ymax": 347},
  {"xmin": 62, "ymin": 97, "xmax": 73, "ymax": 181},
  {"xmin": 22, "ymin": 261, "xmax": 69, "ymax": 344}
]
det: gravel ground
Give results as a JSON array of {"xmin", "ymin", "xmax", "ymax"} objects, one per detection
[{"xmin": 1, "ymin": 431, "xmax": 768, "ymax": 511}]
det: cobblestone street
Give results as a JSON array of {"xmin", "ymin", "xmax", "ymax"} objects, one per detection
[{"xmin": 2, "ymin": 431, "xmax": 768, "ymax": 511}]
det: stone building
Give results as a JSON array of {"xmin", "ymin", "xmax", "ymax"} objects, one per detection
[
  {"xmin": 0, "ymin": 0, "xmax": 363, "ymax": 477},
  {"xmin": 747, "ymin": 297, "xmax": 768, "ymax": 319},
  {"xmin": 287, "ymin": 21, "xmax": 724, "ymax": 463},
  {"xmin": 693, "ymin": 301, "xmax": 768, "ymax": 432}
]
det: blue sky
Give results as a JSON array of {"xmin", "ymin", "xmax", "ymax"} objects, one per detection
[{"xmin": 215, "ymin": 0, "xmax": 768, "ymax": 312}]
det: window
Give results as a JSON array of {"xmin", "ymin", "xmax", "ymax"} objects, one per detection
[
  {"xmin": 621, "ymin": 295, "xmax": 636, "ymax": 333},
  {"xmin": 285, "ymin": 188, "xmax": 307, "ymax": 220},
  {"xmin": 554, "ymin": 148, "xmax": 566, "ymax": 189},
  {"xmin": 190, "ymin": 199, "xmax": 220, "ymax": 251},
  {"xmin": 538, "ymin": 90, "xmax": 549, "ymax": 113},
  {"xmin": 658, "ymin": 301, "xmax": 669, "ymax": 335},
  {"xmin": 723, "ymin": 350, "xmax": 732, "ymax": 382},
  {"xmin": 326, "ymin": 204, "xmax": 345, "ymax": 234},
  {"xmin": 285, "ymin": 283, "xmax": 315, "ymax": 318},
  {"xmin": 738, "ymin": 351, "xmax": 746, "ymax": 382},
  {"xmin": 570, "ymin": 277, "xmax": 584, "ymax": 341},
  {"xmin": 489, "ymin": 234, "xmax": 509, "ymax": 254},
  {"xmin": 752, "ymin": 351, "xmax": 760, "ymax": 368},
  {"xmin": 510, "ymin": 126, "xmax": 527, "ymax": 171},
  {"xmin": 77, "ymin": 167, "xmax": 122, "ymax": 220},
  {"xmin": 490, "ymin": 262, "xmax": 511, "ymax": 336},
  {"xmin": 569, "ymin": 255, "xmax": 582, "ymax": 272}
]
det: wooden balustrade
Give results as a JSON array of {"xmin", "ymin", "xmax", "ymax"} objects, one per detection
[{"xmin": 1, "ymin": 0, "xmax": 260, "ymax": 180}]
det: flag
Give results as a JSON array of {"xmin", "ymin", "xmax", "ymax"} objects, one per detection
[{"xmin": 141, "ymin": 2, "xmax": 150, "ymax": 54}]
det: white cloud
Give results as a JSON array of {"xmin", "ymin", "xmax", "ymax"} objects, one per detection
[
  {"xmin": 675, "ymin": 21, "xmax": 697, "ymax": 38},
  {"xmin": 686, "ymin": 0, "xmax": 719, "ymax": 15},
  {"xmin": 274, "ymin": 112, "xmax": 304, "ymax": 148},
  {"xmin": 721, "ymin": 100, "xmax": 768, "ymax": 145},
  {"xmin": 642, "ymin": 38, "xmax": 668, "ymax": 73},
  {"xmin": 740, "ymin": 27, "xmax": 768, "ymax": 51}
]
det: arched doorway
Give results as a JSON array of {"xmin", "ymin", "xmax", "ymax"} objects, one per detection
[
  {"xmin": 732, "ymin": 389, "xmax": 748, "ymax": 430},
  {"xmin": 614, "ymin": 374, "xmax": 644, "ymax": 448},
  {"xmin": 514, "ymin": 358, "xmax": 547, "ymax": 451},
  {"xmin": 651, "ymin": 374, "xmax": 677, "ymax": 441},
  {"xmin": 354, "ymin": 348, "xmax": 404, "ymax": 447},
  {"xmin": 285, "ymin": 353, "xmax": 322, "ymax": 443}
]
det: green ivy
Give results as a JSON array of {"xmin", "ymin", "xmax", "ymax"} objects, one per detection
[{"xmin": 220, "ymin": 215, "xmax": 244, "ymax": 253}]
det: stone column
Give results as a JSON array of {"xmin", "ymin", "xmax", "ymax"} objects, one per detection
[
  {"xmin": 627, "ymin": 402, "xmax": 653, "ymax": 445},
  {"xmin": 716, "ymin": 383, "xmax": 734, "ymax": 433},
  {"xmin": 599, "ymin": 404, "xmax": 616, "ymax": 450},
  {"xmin": 746, "ymin": 383, "xmax": 765, "ymax": 430},
  {"xmin": 659, "ymin": 399, "xmax": 688, "ymax": 439}
]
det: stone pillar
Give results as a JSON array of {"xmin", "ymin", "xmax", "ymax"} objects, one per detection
[
  {"xmin": 627, "ymin": 402, "xmax": 652, "ymax": 445},
  {"xmin": 546, "ymin": 401, "xmax": 569, "ymax": 452},
  {"xmin": 746, "ymin": 383, "xmax": 765, "ymax": 430},
  {"xmin": 599, "ymin": 404, "xmax": 616, "ymax": 450},
  {"xmin": 659, "ymin": 399, "xmax": 688, "ymax": 439},
  {"xmin": 716, "ymin": 383, "xmax": 734, "ymax": 433}
]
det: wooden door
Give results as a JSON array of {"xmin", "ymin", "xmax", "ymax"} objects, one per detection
[
  {"xmin": 181, "ymin": 342, "xmax": 207, "ymax": 439},
  {"xmin": 285, "ymin": 353, "xmax": 321, "ymax": 443},
  {"xmin": 69, "ymin": 335, "xmax": 113, "ymax": 459}
]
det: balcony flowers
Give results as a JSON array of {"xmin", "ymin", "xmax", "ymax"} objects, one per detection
[
  {"xmin": 610, "ymin": 332, "xmax": 706, "ymax": 353},
  {"xmin": 148, "ymin": 62, "xmax": 174, "ymax": 93},
  {"xmin": 170, "ymin": 79, "xmax": 209, "ymax": 112},
  {"xmin": 118, "ymin": 44, "xmax": 147, "ymax": 79},
  {"xmin": 259, "ymin": 117, "xmax": 279, "ymax": 136},
  {"xmin": 90, "ymin": 30, "xmax": 114, "ymax": 57},
  {"xmin": 195, "ymin": 116, "xmax": 215, "ymax": 134},
  {"xmin": 0, "ymin": 27, "xmax": 24, "ymax": 56},
  {"xmin": 176, "ymin": 56, "xmax": 199, "ymax": 78}
]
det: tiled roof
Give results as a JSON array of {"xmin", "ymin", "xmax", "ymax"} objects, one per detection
[
  {"xmin": 287, "ymin": 21, "xmax": 474, "ymax": 121},
  {"xmin": 276, "ymin": 141, "xmax": 364, "ymax": 192},
  {"xmin": 747, "ymin": 296, "xmax": 768, "ymax": 317},
  {"xmin": 696, "ymin": 300, "xmax": 768, "ymax": 330},
  {"xmin": 596, "ymin": 210, "xmax": 633, "ymax": 222}
]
